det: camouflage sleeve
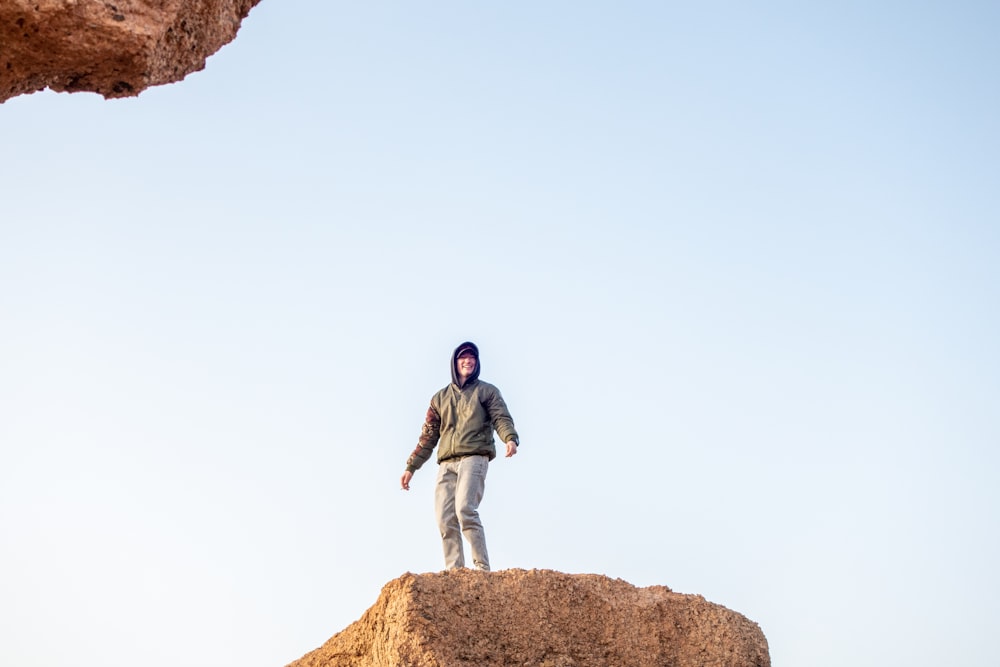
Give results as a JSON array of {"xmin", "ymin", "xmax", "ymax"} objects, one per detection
[{"xmin": 405, "ymin": 404, "xmax": 441, "ymax": 473}]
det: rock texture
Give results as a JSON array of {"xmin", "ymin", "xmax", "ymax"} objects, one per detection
[
  {"xmin": 286, "ymin": 569, "xmax": 770, "ymax": 667},
  {"xmin": 0, "ymin": 0, "xmax": 261, "ymax": 102}
]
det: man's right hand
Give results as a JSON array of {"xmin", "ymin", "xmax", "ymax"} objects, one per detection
[{"xmin": 400, "ymin": 470, "xmax": 413, "ymax": 491}]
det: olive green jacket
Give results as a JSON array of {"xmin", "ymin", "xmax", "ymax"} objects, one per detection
[{"xmin": 405, "ymin": 342, "xmax": 519, "ymax": 473}]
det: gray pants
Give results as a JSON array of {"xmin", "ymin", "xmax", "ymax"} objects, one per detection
[{"xmin": 435, "ymin": 454, "xmax": 490, "ymax": 571}]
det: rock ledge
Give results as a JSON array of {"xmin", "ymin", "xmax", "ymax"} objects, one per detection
[
  {"xmin": 286, "ymin": 569, "xmax": 770, "ymax": 667},
  {"xmin": 1, "ymin": 0, "xmax": 262, "ymax": 102}
]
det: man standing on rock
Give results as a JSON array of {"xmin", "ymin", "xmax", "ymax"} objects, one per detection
[{"xmin": 400, "ymin": 341, "xmax": 520, "ymax": 572}]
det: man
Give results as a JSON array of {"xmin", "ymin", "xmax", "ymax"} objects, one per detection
[{"xmin": 400, "ymin": 341, "xmax": 520, "ymax": 571}]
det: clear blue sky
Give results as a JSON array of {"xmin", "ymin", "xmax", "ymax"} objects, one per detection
[{"xmin": 2, "ymin": 2, "xmax": 998, "ymax": 666}]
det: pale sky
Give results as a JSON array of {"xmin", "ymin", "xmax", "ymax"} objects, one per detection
[{"xmin": 2, "ymin": 2, "xmax": 998, "ymax": 666}]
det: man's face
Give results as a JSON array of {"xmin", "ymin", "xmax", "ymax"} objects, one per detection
[{"xmin": 457, "ymin": 352, "xmax": 477, "ymax": 380}]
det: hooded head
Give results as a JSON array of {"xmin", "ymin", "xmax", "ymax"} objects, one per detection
[{"xmin": 452, "ymin": 341, "xmax": 480, "ymax": 387}]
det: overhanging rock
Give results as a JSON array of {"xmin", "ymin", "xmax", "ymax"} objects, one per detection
[{"xmin": 1, "ymin": 0, "xmax": 262, "ymax": 102}]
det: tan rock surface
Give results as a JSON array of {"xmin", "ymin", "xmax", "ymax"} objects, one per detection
[
  {"xmin": 286, "ymin": 569, "xmax": 770, "ymax": 667},
  {"xmin": 0, "ymin": 0, "xmax": 261, "ymax": 102}
]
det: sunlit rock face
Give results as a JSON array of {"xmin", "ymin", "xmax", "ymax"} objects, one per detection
[
  {"xmin": 285, "ymin": 569, "xmax": 771, "ymax": 667},
  {"xmin": 0, "ymin": 0, "xmax": 261, "ymax": 102}
]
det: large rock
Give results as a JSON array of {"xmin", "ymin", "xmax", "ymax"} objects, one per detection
[
  {"xmin": 287, "ymin": 569, "xmax": 770, "ymax": 667},
  {"xmin": 0, "ymin": 0, "xmax": 261, "ymax": 102}
]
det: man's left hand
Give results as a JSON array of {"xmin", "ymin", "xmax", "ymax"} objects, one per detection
[{"xmin": 505, "ymin": 441, "xmax": 518, "ymax": 457}]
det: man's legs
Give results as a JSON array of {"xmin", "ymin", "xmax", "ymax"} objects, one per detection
[
  {"xmin": 435, "ymin": 460, "xmax": 464, "ymax": 569},
  {"xmin": 455, "ymin": 454, "xmax": 490, "ymax": 571}
]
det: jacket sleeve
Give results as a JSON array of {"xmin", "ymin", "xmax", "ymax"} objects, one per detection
[
  {"xmin": 484, "ymin": 386, "xmax": 519, "ymax": 446},
  {"xmin": 406, "ymin": 403, "xmax": 441, "ymax": 473}
]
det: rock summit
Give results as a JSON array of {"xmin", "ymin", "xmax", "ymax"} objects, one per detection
[{"xmin": 286, "ymin": 569, "xmax": 770, "ymax": 667}]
